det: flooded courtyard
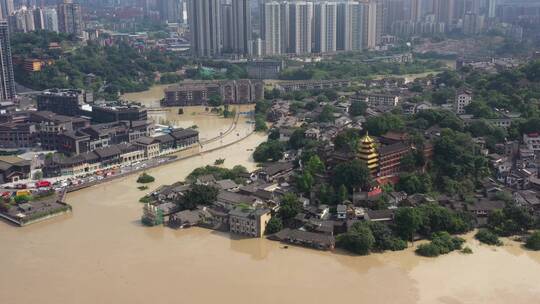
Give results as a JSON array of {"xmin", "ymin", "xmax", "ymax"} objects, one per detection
[{"xmin": 1, "ymin": 86, "xmax": 540, "ymax": 304}]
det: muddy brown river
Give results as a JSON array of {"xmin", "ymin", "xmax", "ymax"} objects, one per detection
[{"xmin": 1, "ymin": 87, "xmax": 540, "ymax": 303}]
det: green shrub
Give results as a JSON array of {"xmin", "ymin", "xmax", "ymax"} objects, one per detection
[
  {"xmin": 461, "ymin": 247, "xmax": 473, "ymax": 254},
  {"xmin": 382, "ymin": 237, "xmax": 408, "ymax": 251},
  {"xmin": 139, "ymin": 195, "xmax": 153, "ymax": 204},
  {"xmin": 415, "ymin": 231, "xmax": 464, "ymax": 257},
  {"xmin": 137, "ymin": 186, "xmax": 149, "ymax": 191},
  {"xmin": 137, "ymin": 173, "xmax": 155, "ymax": 184},
  {"xmin": 416, "ymin": 243, "xmax": 441, "ymax": 257},
  {"xmin": 475, "ymin": 229, "xmax": 502, "ymax": 246},
  {"xmin": 525, "ymin": 231, "xmax": 540, "ymax": 251}
]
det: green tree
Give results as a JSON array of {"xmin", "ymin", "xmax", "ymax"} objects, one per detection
[
  {"xmin": 305, "ymin": 155, "xmax": 324, "ymax": 175},
  {"xmin": 396, "ymin": 173, "xmax": 432, "ymax": 194},
  {"xmin": 337, "ymin": 222, "xmax": 375, "ymax": 255},
  {"xmin": 278, "ymin": 193, "xmax": 302, "ymax": 224},
  {"xmin": 253, "ymin": 140, "xmax": 284, "ymax": 162},
  {"xmin": 333, "ymin": 129, "xmax": 361, "ymax": 152},
  {"xmin": 364, "ymin": 113, "xmax": 404, "ymax": 136},
  {"xmin": 332, "ymin": 160, "xmax": 372, "ymax": 192},
  {"xmin": 178, "ymin": 184, "xmax": 219, "ymax": 210},
  {"xmin": 368, "ymin": 222, "xmax": 407, "ymax": 251},
  {"xmin": 318, "ymin": 105, "xmax": 335, "ymax": 123},
  {"xmin": 349, "ymin": 100, "xmax": 367, "ymax": 116},
  {"xmin": 338, "ymin": 185, "xmax": 348, "ymax": 203},
  {"xmin": 288, "ymin": 128, "xmax": 307, "ymax": 149},
  {"xmin": 265, "ymin": 217, "xmax": 283, "ymax": 235},
  {"xmin": 254, "ymin": 114, "xmax": 268, "ymax": 131},
  {"xmin": 208, "ymin": 94, "xmax": 223, "ymax": 107},
  {"xmin": 395, "ymin": 207, "xmax": 423, "ymax": 241},
  {"xmin": 296, "ymin": 172, "xmax": 314, "ymax": 194}
]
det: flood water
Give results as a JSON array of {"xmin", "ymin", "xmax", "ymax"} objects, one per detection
[{"xmin": 1, "ymin": 86, "xmax": 540, "ymax": 304}]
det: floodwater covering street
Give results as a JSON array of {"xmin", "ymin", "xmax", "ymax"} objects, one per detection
[{"xmin": 1, "ymin": 86, "xmax": 540, "ymax": 304}]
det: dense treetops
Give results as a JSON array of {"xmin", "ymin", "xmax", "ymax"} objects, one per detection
[
  {"xmin": 279, "ymin": 56, "xmax": 443, "ymax": 81},
  {"xmin": 186, "ymin": 165, "xmax": 248, "ymax": 185},
  {"xmin": 12, "ymin": 31, "xmax": 249, "ymax": 99}
]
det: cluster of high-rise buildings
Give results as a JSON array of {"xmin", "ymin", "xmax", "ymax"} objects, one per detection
[
  {"xmin": 260, "ymin": 1, "xmax": 380, "ymax": 56},
  {"xmin": 187, "ymin": 0, "xmax": 253, "ymax": 57},
  {"xmin": 186, "ymin": 0, "xmax": 513, "ymax": 58},
  {"xmin": 0, "ymin": 0, "xmax": 83, "ymax": 36},
  {"xmin": 0, "ymin": 0, "xmax": 86, "ymax": 102}
]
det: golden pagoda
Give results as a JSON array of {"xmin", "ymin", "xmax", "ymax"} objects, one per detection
[{"xmin": 357, "ymin": 133, "xmax": 379, "ymax": 175}]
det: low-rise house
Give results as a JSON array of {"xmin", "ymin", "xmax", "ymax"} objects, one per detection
[
  {"xmin": 256, "ymin": 162, "xmax": 294, "ymax": 183},
  {"xmin": 217, "ymin": 190, "xmax": 260, "ymax": 207},
  {"xmin": 513, "ymin": 190, "xmax": 540, "ymax": 212},
  {"xmin": 305, "ymin": 219, "xmax": 334, "ymax": 235},
  {"xmin": 134, "ymin": 137, "xmax": 160, "ymax": 159},
  {"xmin": 354, "ymin": 92, "xmax": 400, "ymax": 108},
  {"xmin": 157, "ymin": 202, "xmax": 178, "ymax": 216},
  {"xmin": 228, "ymin": 207, "xmax": 271, "ymax": 238},
  {"xmin": 305, "ymin": 128, "xmax": 320, "ymax": 140},
  {"xmin": 506, "ymin": 169, "xmax": 532, "ymax": 190},
  {"xmin": 214, "ymin": 179, "xmax": 239, "ymax": 192},
  {"xmin": 336, "ymin": 204, "xmax": 347, "ymax": 220},
  {"xmin": 455, "ymin": 89, "xmax": 473, "ymax": 114},
  {"xmin": 200, "ymin": 205, "xmax": 230, "ymax": 231},
  {"xmin": 387, "ymin": 191, "xmax": 407, "ymax": 207},
  {"xmin": 318, "ymin": 204, "xmax": 330, "ymax": 220},
  {"xmin": 278, "ymin": 127, "xmax": 295, "ymax": 142},
  {"xmin": 365, "ymin": 209, "xmax": 394, "ymax": 222},
  {"xmin": 523, "ymin": 133, "xmax": 540, "ymax": 154},
  {"xmin": 268, "ymin": 228, "xmax": 335, "ymax": 250},
  {"xmin": 0, "ymin": 156, "xmax": 31, "ymax": 183},
  {"xmin": 169, "ymin": 210, "xmax": 202, "ymax": 228},
  {"xmin": 466, "ymin": 199, "xmax": 505, "ymax": 218}
]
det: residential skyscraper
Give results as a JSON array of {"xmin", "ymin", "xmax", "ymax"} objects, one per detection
[
  {"xmin": 337, "ymin": 2, "xmax": 351, "ymax": 51},
  {"xmin": 33, "ymin": 7, "xmax": 45, "ymax": 30},
  {"xmin": 44, "ymin": 8, "xmax": 59, "ymax": 32},
  {"xmin": 188, "ymin": 0, "xmax": 222, "ymax": 57},
  {"xmin": 279, "ymin": 2, "xmax": 290, "ymax": 53},
  {"xmin": 0, "ymin": 21, "xmax": 15, "ymax": 101},
  {"xmin": 364, "ymin": 1, "xmax": 378, "ymax": 49},
  {"xmin": 314, "ymin": 2, "xmax": 337, "ymax": 53},
  {"xmin": 487, "ymin": 0, "xmax": 497, "ymax": 18},
  {"xmin": 10, "ymin": 7, "xmax": 35, "ymax": 33},
  {"xmin": 410, "ymin": 0, "xmax": 422, "ymax": 21},
  {"xmin": 434, "ymin": 0, "xmax": 455, "ymax": 24},
  {"xmin": 337, "ymin": 1, "xmax": 367, "ymax": 51},
  {"xmin": 57, "ymin": 0, "xmax": 83, "ymax": 36},
  {"xmin": 350, "ymin": 2, "xmax": 366, "ymax": 50},
  {"xmin": 158, "ymin": 0, "xmax": 183, "ymax": 24},
  {"xmin": 0, "ymin": 0, "xmax": 14, "ymax": 21},
  {"xmin": 261, "ymin": 1, "xmax": 281, "ymax": 56},
  {"xmin": 384, "ymin": 0, "xmax": 405, "ymax": 33},
  {"xmin": 463, "ymin": 11, "xmax": 484, "ymax": 34},
  {"xmin": 221, "ymin": 3, "xmax": 234, "ymax": 52},
  {"xmin": 232, "ymin": 0, "xmax": 252, "ymax": 56},
  {"xmin": 289, "ymin": 2, "xmax": 313, "ymax": 54}
]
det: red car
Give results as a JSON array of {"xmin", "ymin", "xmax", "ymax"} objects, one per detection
[{"xmin": 36, "ymin": 181, "xmax": 51, "ymax": 188}]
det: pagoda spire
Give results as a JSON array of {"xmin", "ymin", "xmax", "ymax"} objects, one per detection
[{"xmin": 358, "ymin": 133, "xmax": 379, "ymax": 175}]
